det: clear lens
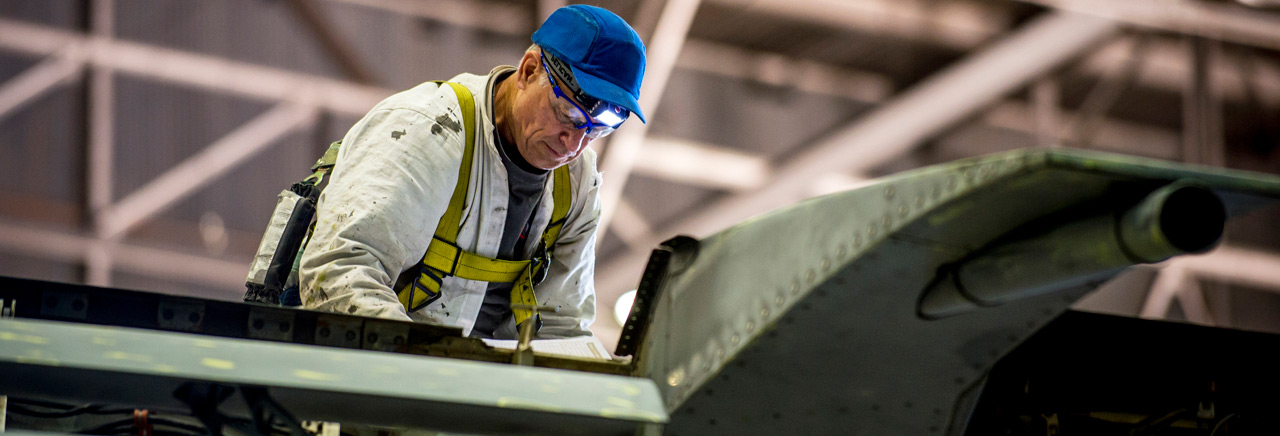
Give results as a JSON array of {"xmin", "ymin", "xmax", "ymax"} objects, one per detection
[
  {"xmin": 585, "ymin": 125, "xmax": 615, "ymax": 139},
  {"xmin": 541, "ymin": 53, "xmax": 627, "ymax": 138}
]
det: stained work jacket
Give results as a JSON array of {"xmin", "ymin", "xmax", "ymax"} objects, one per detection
[{"xmin": 299, "ymin": 66, "xmax": 602, "ymax": 338}]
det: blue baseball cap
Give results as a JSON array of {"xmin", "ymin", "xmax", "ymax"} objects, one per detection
[{"xmin": 532, "ymin": 5, "xmax": 647, "ymax": 123}]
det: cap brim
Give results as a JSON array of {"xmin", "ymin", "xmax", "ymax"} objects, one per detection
[{"xmin": 568, "ymin": 63, "xmax": 646, "ymax": 124}]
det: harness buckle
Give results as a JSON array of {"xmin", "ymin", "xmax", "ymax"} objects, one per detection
[
  {"xmin": 531, "ymin": 241, "xmax": 551, "ymax": 286},
  {"xmin": 432, "ymin": 236, "xmax": 464, "ymax": 275}
]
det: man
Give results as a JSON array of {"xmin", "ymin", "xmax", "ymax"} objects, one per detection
[{"xmin": 298, "ymin": 5, "xmax": 645, "ymax": 339}]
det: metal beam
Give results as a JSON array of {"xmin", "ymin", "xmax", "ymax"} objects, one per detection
[
  {"xmin": 326, "ymin": 0, "xmax": 530, "ymax": 35},
  {"xmin": 596, "ymin": 0, "xmax": 702, "ymax": 239},
  {"xmin": 327, "ymin": 0, "xmax": 1011, "ymax": 52},
  {"xmin": 286, "ymin": 0, "xmax": 378, "ymax": 85},
  {"xmin": 536, "ymin": 0, "xmax": 568, "ymax": 25},
  {"xmin": 98, "ymin": 102, "xmax": 318, "ymax": 240},
  {"xmin": 1031, "ymin": 77, "xmax": 1062, "ymax": 148},
  {"xmin": 0, "ymin": 18, "xmax": 389, "ymax": 117},
  {"xmin": 663, "ymin": 11, "xmax": 1117, "ymax": 242},
  {"xmin": 1175, "ymin": 245, "xmax": 1280, "ymax": 292},
  {"xmin": 609, "ymin": 200, "xmax": 656, "ymax": 250},
  {"xmin": 1139, "ymin": 245, "xmax": 1280, "ymax": 324},
  {"xmin": 982, "ymin": 101, "xmax": 1182, "ymax": 159},
  {"xmin": 0, "ymin": 18, "xmax": 787, "ymax": 194},
  {"xmin": 592, "ymin": 11, "xmax": 1121, "ymax": 345},
  {"xmin": 631, "ymin": 136, "xmax": 770, "ymax": 192},
  {"xmin": 87, "ymin": 0, "xmax": 116, "ymax": 287},
  {"xmin": 1181, "ymin": 36, "xmax": 1226, "ymax": 166},
  {"xmin": 676, "ymin": 39, "xmax": 893, "ymax": 103},
  {"xmin": 705, "ymin": 0, "xmax": 1012, "ymax": 50},
  {"xmin": 1085, "ymin": 35, "xmax": 1280, "ymax": 105},
  {"xmin": 1020, "ymin": 0, "xmax": 1280, "ymax": 52},
  {"xmin": 0, "ymin": 221, "xmax": 247, "ymax": 296},
  {"xmin": 0, "ymin": 46, "xmax": 84, "ymax": 122}
]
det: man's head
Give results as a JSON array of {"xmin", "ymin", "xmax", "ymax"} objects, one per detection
[{"xmin": 497, "ymin": 5, "xmax": 646, "ymax": 170}]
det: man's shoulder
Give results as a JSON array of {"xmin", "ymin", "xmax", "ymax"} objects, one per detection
[{"xmin": 372, "ymin": 72, "xmax": 491, "ymax": 116}]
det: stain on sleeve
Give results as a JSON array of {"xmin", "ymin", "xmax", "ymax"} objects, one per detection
[{"xmin": 435, "ymin": 114, "xmax": 462, "ymax": 133}]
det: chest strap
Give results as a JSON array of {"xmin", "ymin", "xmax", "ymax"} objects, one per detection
[{"xmin": 397, "ymin": 81, "xmax": 572, "ymax": 331}]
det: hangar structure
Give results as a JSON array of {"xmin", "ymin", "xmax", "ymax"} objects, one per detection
[{"xmin": 4, "ymin": 1, "xmax": 1280, "ymax": 434}]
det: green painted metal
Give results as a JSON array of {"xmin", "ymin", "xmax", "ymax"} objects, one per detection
[
  {"xmin": 634, "ymin": 148, "xmax": 1280, "ymax": 436},
  {"xmin": 0, "ymin": 317, "xmax": 665, "ymax": 436}
]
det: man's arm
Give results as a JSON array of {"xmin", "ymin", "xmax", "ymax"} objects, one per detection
[
  {"xmin": 534, "ymin": 150, "xmax": 604, "ymax": 338},
  {"xmin": 299, "ymin": 95, "xmax": 463, "ymax": 321}
]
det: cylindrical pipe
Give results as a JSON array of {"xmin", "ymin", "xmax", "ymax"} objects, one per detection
[{"xmin": 919, "ymin": 181, "xmax": 1226, "ymax": 319}]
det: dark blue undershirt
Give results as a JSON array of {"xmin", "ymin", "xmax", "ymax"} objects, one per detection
[{"xmin": 471, "ymin": 78, "xmax": 548, "ymax": 338}]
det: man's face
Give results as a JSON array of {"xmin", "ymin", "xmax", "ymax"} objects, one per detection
[{"xmin": 510, "ymin": 65, "xmax": 595, "ymax": 170}]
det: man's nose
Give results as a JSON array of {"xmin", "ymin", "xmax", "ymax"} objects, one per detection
[{"xmin": 560, "ymin": 126, "xmax": 589, "ymax": 155}]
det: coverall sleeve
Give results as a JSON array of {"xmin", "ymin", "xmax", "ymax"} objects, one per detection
[
  {"xmin": 535, "ymin": 151, "xmax": 603, "ymax": 338},
  {"xmin": 299, "ymin": 95, "xmax": 463, "ymax": 321}
]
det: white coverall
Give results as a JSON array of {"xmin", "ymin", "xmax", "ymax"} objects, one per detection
[{"xmin": 299, "ymin": 66, "xmax": 602, "ymax": 339}]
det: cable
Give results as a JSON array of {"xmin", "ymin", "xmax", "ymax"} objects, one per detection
[
  {"xmin": 77, "ymin": 415, "xmax": 211, "ymax": 436},
  {"xmin": 1209, "ymin": 413, "xmax": 1238, "ymax": 436},
  {"xmin": 1129, "ymin": 408, "xmax": 1188, "ymax": 436},
  {"xmin": 6, "ymin": 403, "xmax": 134, "ymax": 419}
]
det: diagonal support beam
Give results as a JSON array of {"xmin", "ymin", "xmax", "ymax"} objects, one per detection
[
  {"xmin": 286, "ymin": 0, "xmax": 378, "ymax": 85},
  {"xmin": 0, "ymin": 46, "xmax": 84, "ymax": 122},
  {"xmin": 596, "ymin": 0, "xmax": 702, "ymax": 240},
  {"xmin": 658, "ymin": 11, "xmax": 1117, "ymax": 242},
  {"xmin": 97, "ymin": 102, "xmax": 318, "ymax": 240},
  {"xmin": 1020, "ymin": 0, "xmax": 1280, "ymax": 52},
  {"xmin": 592, "ymin": 11, "xmax": 1120, "ymax": 346},
  {"xmin": 0, "ymin": 18, "xmax": 389, "ymax": 117}
]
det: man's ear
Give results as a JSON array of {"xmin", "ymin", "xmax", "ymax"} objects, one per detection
[{"xmin": 516, "ymin": 50, "xmax": 540, "ymax": 90}]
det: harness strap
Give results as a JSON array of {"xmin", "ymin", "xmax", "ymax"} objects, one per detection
[
  {"xmin": 507, "ymin": 166, "xmax": 571, "ymax": 327},
  {"xmin": 396, "ymin": 81, "xmax": 573, "ymax": 333}
]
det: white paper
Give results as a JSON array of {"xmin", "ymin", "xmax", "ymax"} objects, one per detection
[{"xmin": 481, "ymin": 335, "xmax": 611, "ymax": 360}]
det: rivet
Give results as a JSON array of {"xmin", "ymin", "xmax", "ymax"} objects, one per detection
[
  {"xmin": 853, "ymin": 234, "xmax": 863, "ymax": 248},
  {"xmin": 867, "ymin": 226, "xmax": 878, "ymax": 238},
  {"xmin": 884, "ymin": 186, "xmax": 896, "ymax": 200},
  {"xmin": 836, "ymin": 245, "xmax": 847, "ymax": 258},
  {"xmin": 791, "ymin": 281, "xmax": 800, "ymax": 295},
  {"xmin": 746, "ymin": 322, "xmax": 756, "ymax": 332},
  {"xmin": 806, "ymin": 269, "xmax": 816, "ymax": 283},
  {"xmin": 760, "ymin": 308, "xmax": 769, "ymax": 318},
  {"xmin": 775, "ymin": 295, "xmax": 785, "ymax": 307},
  {"xmin": 731, "ymin": 335, "xmax": 740, "ymax": 345},
  {"xmin": 916, "ymin": 196, "xmax": 925, "ymax": 207},
  {"xmin": 882, "ymin": 214, "xmax": 892, "ymax": 227},
  {"xmin": 717, "ymin": 348, "xmax": 725, "ymax": 358},
  {"xmin": 898, "ymin": 204, "xmax": 908, "ymax": 218},
  {"xmin": 821, "ymin": 259, "xmax": 831, "ymax": 271}
]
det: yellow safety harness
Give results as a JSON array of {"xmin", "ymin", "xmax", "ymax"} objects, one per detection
[{"xmin": 300, "ymin": 82, "xmax": 570, "ymax": 331}]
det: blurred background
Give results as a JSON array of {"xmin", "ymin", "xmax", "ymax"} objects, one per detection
[{"xmin": 3, "ymin": 0, "xmax": 1280, "ymax": 350}]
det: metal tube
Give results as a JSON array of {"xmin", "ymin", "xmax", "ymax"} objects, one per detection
[{"xmin": 919, "ymin": 181, "xmax": 1225, "ymax": 319}]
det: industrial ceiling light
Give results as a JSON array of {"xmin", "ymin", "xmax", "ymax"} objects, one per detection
[{"xmin": 613, "ymin": 290, "xmax": 637, "ymax": 327}]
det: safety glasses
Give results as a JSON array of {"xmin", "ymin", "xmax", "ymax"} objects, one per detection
[{"xmin": 540, "ymin": 53, "xmax": 629, "ymax": 139}]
